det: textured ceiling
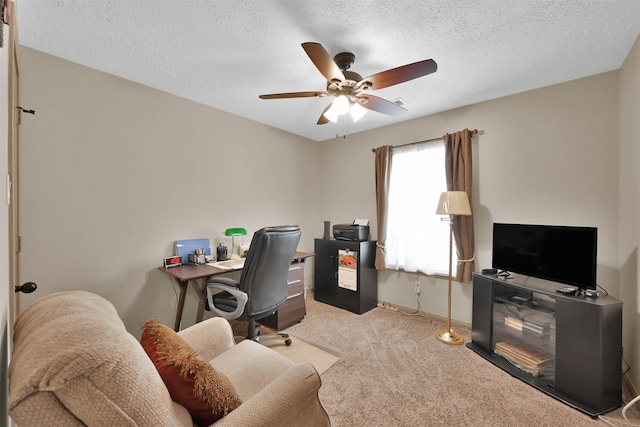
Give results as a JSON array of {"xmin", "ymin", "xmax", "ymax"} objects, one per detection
[{"xmin": 16, "ymin": 1, "xmax": 640, "ymax": 142}]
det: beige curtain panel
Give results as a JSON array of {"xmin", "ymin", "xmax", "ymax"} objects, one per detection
[
  {"xmin": 374, "ymin": 145, "xmax": 393, "ymax": 270},
  {"xmin": 443, "ymin": 129, "xmax": 475, "ymax": 283}
]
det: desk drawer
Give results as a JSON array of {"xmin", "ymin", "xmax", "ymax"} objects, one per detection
[
  {"xmin": 287, "ymin": 275, "xmax": 304, "ymax": 298},
  {"xmin": 264, "ymin": 293, "xmax": 306, "ymax": 330},
  {"xmin": 288, "ymin": 263, "xmax": 304, "ymax": 286},
  {"xmin": 260, "ymin": 260, "xmax": 306, "ymax": 330}
]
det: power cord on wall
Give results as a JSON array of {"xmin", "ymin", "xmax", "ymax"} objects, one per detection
[
  {"xmin": 377, "ymin": 286, "xmax": 434, "ymax": 322},
  {"xmin": 621, "ymin": 395, "xmax": 640, "ymax": 426},
  {"xmin": 599, "ymin": 395, "xmax": 640, "ymax": 426}
]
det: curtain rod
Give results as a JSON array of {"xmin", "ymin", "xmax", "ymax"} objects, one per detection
[{"xmin": 371, "ymin": 128, "xmax": 478, "ymax": 152}]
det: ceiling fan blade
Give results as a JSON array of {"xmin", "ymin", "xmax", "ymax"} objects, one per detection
[
  {"xmin": 259, "ymin": 91, "xmax": 328, "ymax": 99},
  {"xmin": 355, "ymin": 94, "xmax": 407, "ymax": 116},
  {"xmin": 316, "ymin": 103, "xmax": 332, "ymax": 125},
  {"xmin": 357, "ymin": 59, "xmax": 437, "ymax": 91},
  {"xmin": 301, "ymin": 42, "xmax": 345, "ymax": 84}
]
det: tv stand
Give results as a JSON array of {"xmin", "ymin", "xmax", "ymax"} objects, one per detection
[{"xmin": 468, "ymin": 273, "xmax": 622, "ymax": 417}]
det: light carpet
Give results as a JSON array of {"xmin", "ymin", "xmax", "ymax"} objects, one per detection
[
  {"xmin": 266, "ymin": 336, "xmax": 340, "ymax": 375},
  {"xmin": 284, "ymin": 294, "xmax": 639, "ymax": 427},
  {"xmin": 228, "ymin": 320, "xmax": 340, "ymax": 375}
]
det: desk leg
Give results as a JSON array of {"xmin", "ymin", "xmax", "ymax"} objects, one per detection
[
  {"xmin": 190, "ymin": 279, "xmax": 208, "ymax": 325},
  {"xmin": 172, "ymin": 279, "xmax": 188, "ymax": 332}
]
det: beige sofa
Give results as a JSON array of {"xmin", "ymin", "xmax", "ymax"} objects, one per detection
[{"xmin": 9, "ymin": 291, "xmax": 330, "ymax": 426}]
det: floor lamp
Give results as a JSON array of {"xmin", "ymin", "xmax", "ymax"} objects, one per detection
[{"xmin": 435, "ymin": 191, "xmax": 472, "ymax": 346}]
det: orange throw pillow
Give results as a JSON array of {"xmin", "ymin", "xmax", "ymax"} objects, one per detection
[{"xmin": 140, "ymin": 319, "xmax": 242, "ymax": 426}]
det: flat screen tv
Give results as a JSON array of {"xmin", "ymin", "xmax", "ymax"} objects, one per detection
[{"xmin": 492, "ymin": 223, "xmax": 597, "ymax": 290}]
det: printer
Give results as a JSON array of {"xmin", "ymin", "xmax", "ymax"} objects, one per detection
[{"xmin": 333, "ymin": 223, "xmax": 370, "ymax": 241}]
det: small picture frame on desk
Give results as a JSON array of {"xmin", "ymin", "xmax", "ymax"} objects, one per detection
[{"xmin": 164, "ymin": 256, "xmax": 182, "ymax": 269}]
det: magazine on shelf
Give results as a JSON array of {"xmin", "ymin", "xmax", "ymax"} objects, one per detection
[{"xmin": 494, "ymin": 340, "xmax": 554, "ymax": 377}]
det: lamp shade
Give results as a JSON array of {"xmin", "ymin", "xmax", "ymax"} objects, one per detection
[
  {"xmin": 436, "ymin": 191, "xmax": 472, "ymax": 216},
  {"xmin": 323, "ymin": 103, "xmax": 340, "ymax": 123},
  {"xmin": 350, "ymin": 102, "xmax": 367, "ymax": 122},
  {"xmin": 332, "ymin": 95, "xmax": 350, "ymax": 114},
  {"xmin": 324, "ymin": 96, "xmax": 364, "ymax": 123},
  {"xmin": 225, "ymin": 227, "xmax": 247, "ymax": 236}
]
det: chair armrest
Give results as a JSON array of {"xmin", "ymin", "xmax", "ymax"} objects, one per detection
[
  {"xmin": 206, "ymin": 277, "xmax": 239, "ymax": 287},
  {"xmin": 177, "ymin": 317, "xmax": 236, "ymax": 362},
  {"xmin": 213, "ymin": 363, "xmax": 330, "ymax": 427},
  {"xmin": 206, "ymin": 283, "xmax": 249, "ymax": 320}
]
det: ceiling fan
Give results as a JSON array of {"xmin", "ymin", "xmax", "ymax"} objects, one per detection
[{"xmin": 259, "ymin": 42, "xmax": 438, "ymax": 125}]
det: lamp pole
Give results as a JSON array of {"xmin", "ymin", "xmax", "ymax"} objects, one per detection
[
  {"xmin": 435, "ymin": 190, "xmax": 470, "ymax": 346},
  {"xmin": 446, "ymin": 216, "xmax": 453, "ymax": 335},
  {"xmin": 435, "ymin": 215, "xmax": 463, "ymax": 345}
]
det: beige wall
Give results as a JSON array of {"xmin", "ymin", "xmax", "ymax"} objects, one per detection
[
  {"xmin": 619, "ymin": 35, "xmax": 640, "ymax": 388},
  {"xmin": 18, "ymin": 47, "xmax": 322, "ymax": 332},
  {"xmin": 17, "ymin": 36, "xmax": 640, "ymax": 387}
]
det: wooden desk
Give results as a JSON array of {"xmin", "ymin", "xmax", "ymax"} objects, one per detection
[{"xmin": 159, "ymin": 251, "xmax": 314, "ymax": 331}]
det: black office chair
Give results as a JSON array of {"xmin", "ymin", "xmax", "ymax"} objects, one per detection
[{"xmin": 205, "ymin": 225, "xmax": 301, "ymax": 346}]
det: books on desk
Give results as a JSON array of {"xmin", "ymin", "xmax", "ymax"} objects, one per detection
[{"xmin": 208, "ymin": 258, "xmax": 245, "ymax": 270}]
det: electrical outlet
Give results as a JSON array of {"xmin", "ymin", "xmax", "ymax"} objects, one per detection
[{"xmin": 414, "ymin": 282, "xmax": 421, "ymax": 295}]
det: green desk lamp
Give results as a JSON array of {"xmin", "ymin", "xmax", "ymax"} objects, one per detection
[{"xmin": 225, "ymin": 227, "xmax": 247, "ymax": 258}]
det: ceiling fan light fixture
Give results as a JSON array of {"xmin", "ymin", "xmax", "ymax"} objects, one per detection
[
  {"xmin": 323, "ymin": 104, "xmax": 340, "ymax": 123},
  {"xmin": 350, "ymin": 102, "xmax": 367, "ymax": 122},
  {"xmin": 332, "ymin": 95, "xmax": 350, "ymax": 115},
  {"xmin": 324, "ymin": 96, "xmax": 366, "ymax": 123}
]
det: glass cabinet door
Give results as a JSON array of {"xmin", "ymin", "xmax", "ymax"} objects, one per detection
[{"xmin": 492, "ymin": 283, "xmax": 557, "ymax": 384}]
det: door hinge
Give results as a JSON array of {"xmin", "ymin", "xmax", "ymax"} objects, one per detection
[{"xmin": 16, "ymin": 106, "xmax": 35, "ymax": 125}]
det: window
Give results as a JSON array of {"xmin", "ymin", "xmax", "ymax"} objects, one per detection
[{"xmin": 383, "ymin": 140, "xmax": 454, "ymax": 275}]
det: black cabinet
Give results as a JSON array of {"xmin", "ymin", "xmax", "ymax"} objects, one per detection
[
  {"xmin": 468, "ymin": 273, "xmax": 622, "ymax": 417},
  {"xmin": 314, "ymin": 239, "xmax": 377, "ymax": 314}
]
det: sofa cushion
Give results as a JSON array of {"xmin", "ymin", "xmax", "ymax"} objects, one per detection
[
  {"xmin": 210, "ymin": 339, "xmax": 295, "ymax": 401},
  {"xmin": 8, "ymin": 291, "xmax": 191, "ymax": 427},
  {"xmin": 141, "ymin": 319, "xmax": 242, "ymax": 426}
]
